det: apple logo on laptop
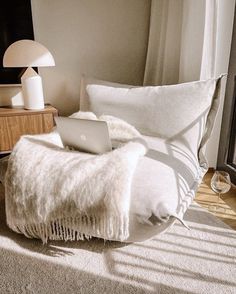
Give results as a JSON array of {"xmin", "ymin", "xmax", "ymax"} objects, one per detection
[{"xmin": 80, "ymin": 134, "xmax": 87, "ymax": 141}]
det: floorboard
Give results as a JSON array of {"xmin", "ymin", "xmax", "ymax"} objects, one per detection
[{"xmin": 196, "ymin": 172, "xmax": 236, "ymax": 230}]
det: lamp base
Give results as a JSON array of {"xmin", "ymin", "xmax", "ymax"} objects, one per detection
[
  {"xmin": 21, "ymin": 67, "xmax": 45, "ymax": 110},
  {"xmin": 24, "ymin": 105, "xmax": 45, "ymax": 110}
]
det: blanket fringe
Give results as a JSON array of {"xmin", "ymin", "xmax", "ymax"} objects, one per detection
[{"xmin": 8, "ymin": 214, "xmax": 129, "ymax": 244}]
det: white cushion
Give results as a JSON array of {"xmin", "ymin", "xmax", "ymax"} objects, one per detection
[
  {"xmin": 80, "ymin": 76, "xmax": 222, "ymax": 163},
  {"xmin": 127, "ymin": 134, "xmax": 200, "ymax": 241},
  {"xmin": 79, "ymin": 76, "xmax": 223, "ymax": 241},
  {"xmin": 79, "ymin": 76, "xmax": 133, "ymax": 111}
]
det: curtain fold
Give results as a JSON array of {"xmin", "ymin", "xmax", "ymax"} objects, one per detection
[
  {"xmin": 200, "ymin": 0, "xmax": 218, "ymax": 79},
  {"xmin": 143, "ymin": 0, "xmax": 183, "ymax": 86},
  {"xmin": 143, "ymin": 0, "xmax": 225, "ymax": 85}
]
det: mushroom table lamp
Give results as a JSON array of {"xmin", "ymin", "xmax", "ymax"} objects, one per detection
[{"xmin": 3, "ymin": 39, "xmax": 55, "ymax": 110}]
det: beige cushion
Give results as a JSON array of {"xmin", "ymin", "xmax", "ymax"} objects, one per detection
[
  {"xmin": 79, "ymin": 76, "xmax": 133, "ymax": 111},
  {"xmin": 78, "ymin": 75, "xmax": 223, "ymax": 240},
  {"xmin": 80, "ymin": 76, "xmax": 223, "ymax": 164}
]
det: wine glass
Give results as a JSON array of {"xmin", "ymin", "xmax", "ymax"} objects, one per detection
[{"xmin": 210, "ymin": 171, "xmax": 231, "ymax": 211}]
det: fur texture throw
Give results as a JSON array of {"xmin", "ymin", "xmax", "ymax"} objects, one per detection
[{"xmin": 5, "ymin": 112, "xmax": 147, "ymax": 243}]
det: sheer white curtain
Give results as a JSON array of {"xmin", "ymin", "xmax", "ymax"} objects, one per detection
[
  {"xmin": 200, "ymin": 0, "xmax": 218, "ymax": 80},
  {"xmin": 144, "ymin": 0, "xmax": 235, "ymax": 167},
  {"xmin": 143, "ymin": 0, "xmax": 183, "ymax": 85}
]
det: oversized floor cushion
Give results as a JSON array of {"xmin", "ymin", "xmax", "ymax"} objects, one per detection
[
  {"xmin": 79, "ymin": 74, "xmax": 223, "ymax": 241},
  {"xmin": 0, "ymin": 134, "xmax": 205, "ymax": 242},
  {"xmin": 0, "ymin": 75, "xmax": 224, "ymax": 242}
]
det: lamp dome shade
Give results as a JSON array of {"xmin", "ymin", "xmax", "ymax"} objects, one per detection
[{"xmin": 3, "ymin": 39, "xmax": 55, "ymax": 67}]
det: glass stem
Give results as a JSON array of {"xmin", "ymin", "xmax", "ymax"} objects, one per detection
[{"xmin": 218, "ymin": 193, "xmax": 221, "ymax": 203}]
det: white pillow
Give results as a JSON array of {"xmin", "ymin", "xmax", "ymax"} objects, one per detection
[
  {"xmin": 79, "ymin": 76, "xmax": 133, "ymax": 111},
  {"xmin": 80, "ymin": 76, "xmax": 223, "ymax": 160}
]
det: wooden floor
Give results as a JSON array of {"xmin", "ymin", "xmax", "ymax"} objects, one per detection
[{"xmin": 196, "ymin": 172, "xmax": 236, "ymax": 230}]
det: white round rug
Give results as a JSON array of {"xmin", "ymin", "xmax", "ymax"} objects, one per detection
[{"xmin": 0, "ymin": 185, "xmax": 235, "ymax": 294}]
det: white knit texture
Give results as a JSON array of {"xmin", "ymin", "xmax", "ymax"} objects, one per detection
[{"xmin": 5, "ymin": 115, "xmax": 147, "ymax": 243}]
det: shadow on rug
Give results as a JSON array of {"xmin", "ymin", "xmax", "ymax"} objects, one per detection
[{"xmin": 0, "ymin": 184, "xmax": 235, "ymax": 294}]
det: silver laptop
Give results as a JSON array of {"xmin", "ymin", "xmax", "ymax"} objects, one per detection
[{"xmin": 55, "ymin": 116, "xmax": 112, "ymax": 154}]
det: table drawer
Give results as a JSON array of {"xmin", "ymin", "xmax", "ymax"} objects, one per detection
[{"xmin": 0, "ymin": 113, "xmax": 55, "ymax": 152}]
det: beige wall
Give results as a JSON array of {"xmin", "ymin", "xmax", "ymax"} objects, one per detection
[{"xmin": 30, "ymin": 0, "xmax": 151, "ymax": 115}]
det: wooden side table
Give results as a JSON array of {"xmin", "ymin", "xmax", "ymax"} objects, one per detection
[{"xmin": 0, "ymin": 104, "xmax": 58, "ymax": 154}]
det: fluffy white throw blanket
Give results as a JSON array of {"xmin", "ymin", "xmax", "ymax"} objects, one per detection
[{"xmin": 5, "ymin": 112, "xmax": 147, "ymax": 243}]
